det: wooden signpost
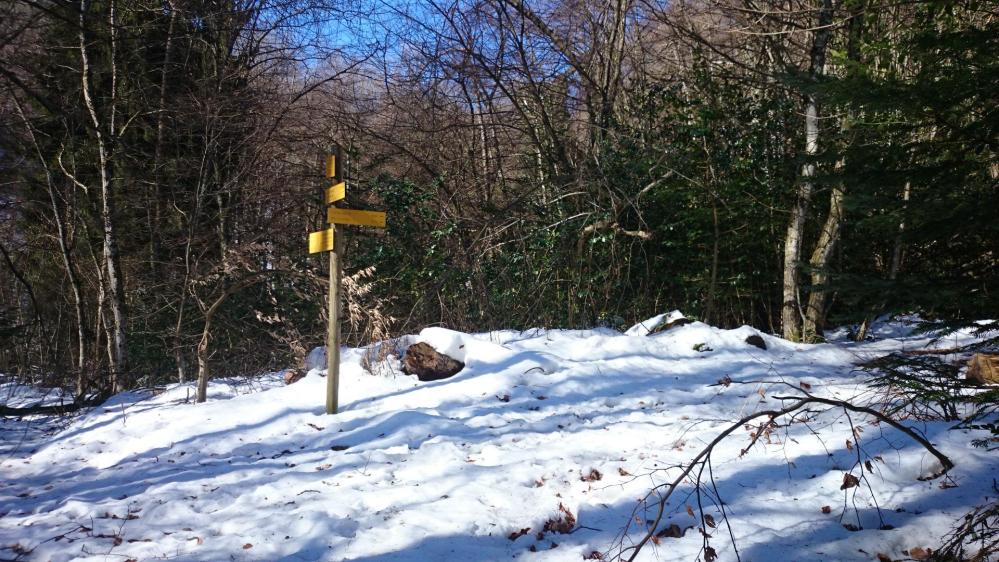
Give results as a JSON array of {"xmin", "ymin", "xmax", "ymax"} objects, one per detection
[{"xmin": 308, "ymin": 146, "xmax": 387, "ymax": 414}]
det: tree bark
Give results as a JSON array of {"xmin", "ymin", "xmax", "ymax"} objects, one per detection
[
  {"xmin": 781, "ymin": 0, "xmax": 835, "ymax": 341},
  {"xmin": 802, "ymin": 2, "xmax": 862, "ymax": 341},
  {"xmin": 148, "ymin": 0, "xmax": 176, "ymax": 275},
  {"xmin": 802, "ymin": 182, "xmax": 845, "ymax": 340},
  {"xmin": 195, "ymin": 271, "xmax": 273, "ymax": 403},
  {"xmin": 79, "ymin": 0, "xmax": 128, "ymax": 391}
]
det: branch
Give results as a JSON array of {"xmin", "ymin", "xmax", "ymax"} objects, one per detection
[{"xmin": 616, "ymin": 393, "xmax": 954, "ymax": 562}]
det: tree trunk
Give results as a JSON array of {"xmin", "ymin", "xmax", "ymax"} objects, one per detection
[
  {"xmin": 195, "ymin": 272, "xmax": 272, "ymax": 402},
  {"xmin": 196, "ymin": 327, "xmax": 211, "ymax": 403},
  {"xmin": 79, "ymin": 0, "xmax": 128, "ymax": 391},
  {"xmin": 889, "ymin": 181, "xmax": 911, "ymax": 281},
  {"xmin": 148, "ymin": 0, "xmax": 176, "ymax": 275},
  {"xmin": 802, "ymin": 182, "xmax": 845, "ymax": 340},
  {"xmin": 705, "ymin": 201, "xmax": 720, "ymax": 325},
  {"xmin": 803, "ymin": 1, "xmax": 862, "ymax": 341},
  {"xmin": 781, "ymin": 0, "xmax": 834, "ymax": 342}
]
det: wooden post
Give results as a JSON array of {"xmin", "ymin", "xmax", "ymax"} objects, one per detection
[
  {"xmin": 312, "ymin": 144, "xmax": 385, "ymax": 414},
  {"xmin": 326, "ymin": 145, "xmax": 342, "ymax": 415}
]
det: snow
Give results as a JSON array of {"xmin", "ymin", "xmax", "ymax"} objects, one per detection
[
  {"xmin": 624, "ymin": 311, "xmax": 686, "ymax": 337},
  {"xmin": 1, "ymin": 316, "xmax": 997, "ymax": 561}
]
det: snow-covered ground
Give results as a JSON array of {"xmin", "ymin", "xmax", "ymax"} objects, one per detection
[{"xmin": 1, "ymin": 316, "xmax": 996, "ymax": 561}]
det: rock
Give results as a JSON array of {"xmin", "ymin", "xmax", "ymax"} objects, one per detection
[
  {"xmin": 402, "ymin": 342, "xmax": 464, "ymax": 381},
  {"xmin": 966, "ymin": 353, "xmax": 999, "ymax": 385},
  {"xmin": 745, "ymin": 334, "xmax": 767, "ymax": 350},
  {"xmin": 283, "ymin": 368, "xmax": 306, "ymax": 385}
]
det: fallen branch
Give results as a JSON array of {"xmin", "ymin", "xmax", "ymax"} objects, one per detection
[
  {"xmin": 0, "ymin": 396, "xmax": 104, "ymax": 418},
  {"xmin": 612, "ymin": 392, "xmax": 954, "ymax": 562}
]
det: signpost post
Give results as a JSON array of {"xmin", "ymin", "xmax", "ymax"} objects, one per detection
[{"xmin": 308, "ymin": 146, "xmax": 387, "ymax": 414}]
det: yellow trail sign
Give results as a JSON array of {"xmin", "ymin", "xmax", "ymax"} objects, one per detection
[
  {"xmin": 325, "ymin": 154, "xmax": 336, "ymax": 178},
  {"xmin": 327, "ymin": 208, "xmax": 386, "ymax": 228},
  {"xmin": 325, "ymin": 182, "xmax": 346, "ymax": 205},
  {"xmin": 308, "ymin": 228, "xmax": 335, "ymax": 253}
]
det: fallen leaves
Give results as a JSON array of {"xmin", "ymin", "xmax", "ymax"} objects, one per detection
[
  {"xmin": 841, "ymin": 473, "xmax": 861, "ymax": 490},
  {"xmin": 507, "ymin": 528, "xmax": 530, "ymax": 541},
  {"xmin": 542, "ymin": 503, "xmax": 576, "ymax": 534},
  {"xmin": 581, "ymin": 469, "xmax": 602, "ymax": 482},
  {"xmin": 821, "ymin": 505, "xmax": 832, "ymax": 514}
]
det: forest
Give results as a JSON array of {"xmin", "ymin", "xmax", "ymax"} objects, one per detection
[
  {"xmin": 0, "ymin": 0, "xmax": 996, "ymax": 394},
  {"xmin": 1, "ymin": 1, "xmax": 999, "ymax": 560}
]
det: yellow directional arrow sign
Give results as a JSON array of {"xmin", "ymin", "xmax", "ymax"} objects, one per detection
[
  {"xmin": 325, "ymin": 154, "xmax": 336, "ymax": 178},
  {"xmin": 308, "ymin": 228, "xmax": 335, "ymax": 253},
  {"xmin": 325, "ymin": 182, "xmax": 346, "ymax": 205},
  {"xmin": 327, "ymin": 208, "xmax": 386, "ymax": 228}
]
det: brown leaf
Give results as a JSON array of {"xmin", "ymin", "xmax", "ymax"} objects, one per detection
[
  {"xmin": 704, "ymin": 514, "xmax": 716, "ymax": 528},
  {"xmin": 821, "ymin": 505, "xmax": 832, "ymax": 514},
  {"xmin": 841, "ymin": 473, "xmax": 861, "ymax": 490},
  {"xmin": 865, "ymin": 460, "xmax": 874, "ymax": 472},
  {"xmin": 846, "ymin": 439, "xmax": 854, "ymax": 451},
  {"xmin": 507, "ymin": 528, "xmax": 530, "ymax": 541},
  {"xmin": 618, "ymin": 467, "xmax": 631, "ymax": 477},
  {"xmin": 799, "ymin": 381, "xmax": 812, "ymax": 391},
  {"xmin": 581, "ymin": 469, "xmax": 602, "ymax": 482},
  {"xmin": 909, "ymin": 546, "xmax": 932, "ymax": 560},
  {"xmin": 686, "ymin": 505, "xmax": 695, "ymax": 518},
  {"xmin": 584, "ymin": 552, "xmax": 604, "ymax": 560},
  {"xmin": 717, "ymin": 376, "xmax": 732, "ymax": 387},
  {"xmin": 242, "ymin": 543, "xmax": 253, "ymax": 550},
  {"xmin": 542, "ymin": 504, "xmax": 576, "ymax": 534},
  {"xmin": 876, "ymin": 553, "xmax": 892, "ymax": 562},
  {"xmin": 705, "ymin": 546, "xmax": 718, "ymax": 562}
]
